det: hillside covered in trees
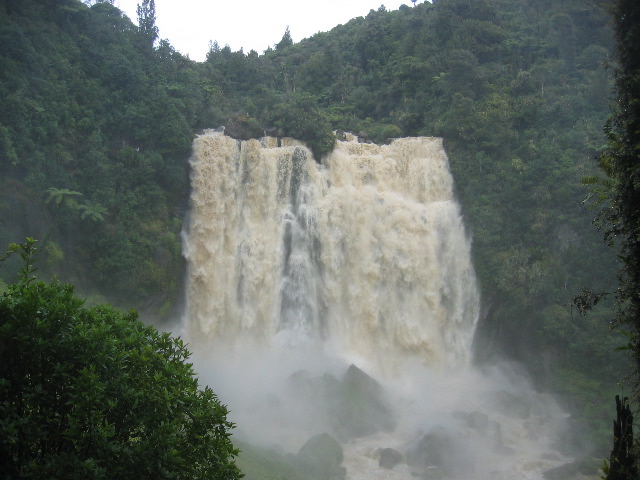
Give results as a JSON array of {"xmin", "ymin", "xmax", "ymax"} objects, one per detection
[{"xmin": 0, "ymin": 0, "xmax": 627, "ymax": 457}]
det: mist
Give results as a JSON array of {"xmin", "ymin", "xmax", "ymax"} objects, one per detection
[
  {"xmin": 179, "ymin": 131, "xmax": 585, "ymax": 479},
  {"xmin": 187, "ymin": 338, "xmax": 574, "ymax": 479}
]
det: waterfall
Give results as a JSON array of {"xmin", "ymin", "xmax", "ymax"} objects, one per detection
[
  {"xmin": 182, "ymin": 131, "xmax": 574, "ymax": 480},
  {"xmin": 184, "ymin": 132, "xmax": 478, "ymax": 372}
]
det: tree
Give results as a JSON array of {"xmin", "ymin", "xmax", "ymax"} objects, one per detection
[
  {"xmin": 136, "ymin": 0, "xmax": 158, "ymax": 47},
  {"xmin": 77, "ymin": 200, "xmax": 108, "ymax": 222},
  {"xmin": 607, "ymin": 396, "xmax": 635, "ymax": 480},
  {"xmin": 44, "ymin": 187, "xmax": 83, "ymax": 209},
  {"xmin": 598, "ymin": 0, "xmax": 640, "ymax": 384},
  {"xmin": 268, "ymin": 94, "xmax": 336, "ymax": 162},
  {"xmin": 0, "ymin": 239, "xmax": 242, "ymax": 480},
  {"xmin": 586, "ymin": 0, "xmax": 640, "ymax": 477},
  {"xmin": 276, "ymin": 26, "xmax": 293, "ymax": 51}
]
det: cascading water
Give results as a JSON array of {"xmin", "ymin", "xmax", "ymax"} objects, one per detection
[{"xmin": 182, "ymin": 131, "xmax": 577, "ymax": 480}]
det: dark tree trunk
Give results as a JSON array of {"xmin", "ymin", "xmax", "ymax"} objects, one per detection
[{"xmin": 607, "ymin": 395, "xmax": 636, "ymax": 480}]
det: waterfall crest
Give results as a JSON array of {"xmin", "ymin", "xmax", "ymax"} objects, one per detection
[{"xmin": 183, "ymin": 132, "xmax": 479, "ymax": 372}]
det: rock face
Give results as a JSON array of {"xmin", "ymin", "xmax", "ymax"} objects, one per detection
[{"xmin": 295, "ymin": 433, "xmax": 346, "ymax": 480}]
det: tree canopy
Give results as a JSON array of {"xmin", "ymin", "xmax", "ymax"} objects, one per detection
[
  {"xmin": 588, "ymin": 0, "xmax": 640, "ymax": 476},
  {"xmin": 0, "ymin": 239, "xmax": 242, "ymax": 480},
  {"xmin": 600, "ymin": 0, "xmax": 640, "ymax": 375}
]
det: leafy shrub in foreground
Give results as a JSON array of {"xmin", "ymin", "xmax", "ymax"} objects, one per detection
[{"xmin": 0, "ymin": 242, "xmax": 241, "ymax": 479}]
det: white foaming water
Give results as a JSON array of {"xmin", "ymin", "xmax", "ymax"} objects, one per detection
[{"xmin": 181, "ymin": 132, "xmax": 576, "ymax": 480}]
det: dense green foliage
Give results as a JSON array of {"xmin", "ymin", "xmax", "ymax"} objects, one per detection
[
  {"xmin": 0, "ymin": 239, "xmax": 241, "ymax": 479},
  {"xmin": 600, "ymin": 0, "xmax": 640, "ymax": 387},
  {"xmin": 265, "ymin": 94, "xmax": 336, "ymax": 161},
  {"xmin": 0, "ymin": 0, "xmax": 629, "ymax": 455},
  {"xmin": 589, "ymin": 0, "xmax": 640, "ymax": 476},
  {"xmin": 0, "ymin": 0, "xmax": 209, "ymax": 309}
]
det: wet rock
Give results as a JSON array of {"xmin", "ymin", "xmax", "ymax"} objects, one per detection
[
  {"xmin": 406, "ymin": 426, "xmax": 473, "ymax": 477},
  {"xmin": 378, "ymin": 447, "xmax": 403, "ymax": 469},
  {"xmin": 455, "ymin": 410, "xmax": 489, "ymax": 431},
  {"xmin": 357, "ymin": 131, "xmax": 372, "ymax": 143},
  {"xmin": 454, "ymin": 410, "xmax": 506, "ymax": 451},
  {"xmin": 286, "ymin": 365, "xmax": 397, "ymax": 442},
  {"xmin": 295, "ymin": 433, "xmax": 345, "ymax": 480},
  {"xmin": 330, "ymin": 364, "xmax": 397, "ymax": 440},
  {"xmin": 543, "ymin": 461, "xmax": 580, "ymax": 480},
  {"xmin": 491, "ymin": 390, "xmax": 532, "ymax": 419},
  {"xmin": 407, "ymin": 426, "xmax": 455, "ymax": 471}
]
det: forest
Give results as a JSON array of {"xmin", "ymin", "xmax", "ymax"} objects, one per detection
[{"xmin": 0, "ymin": 0, "xmax": 634, "ymax": 476}]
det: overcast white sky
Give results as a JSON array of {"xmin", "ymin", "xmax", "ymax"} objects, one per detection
[{"xmin": 114, "ymin": 0, "xmax": 414, "ymax": 61}]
